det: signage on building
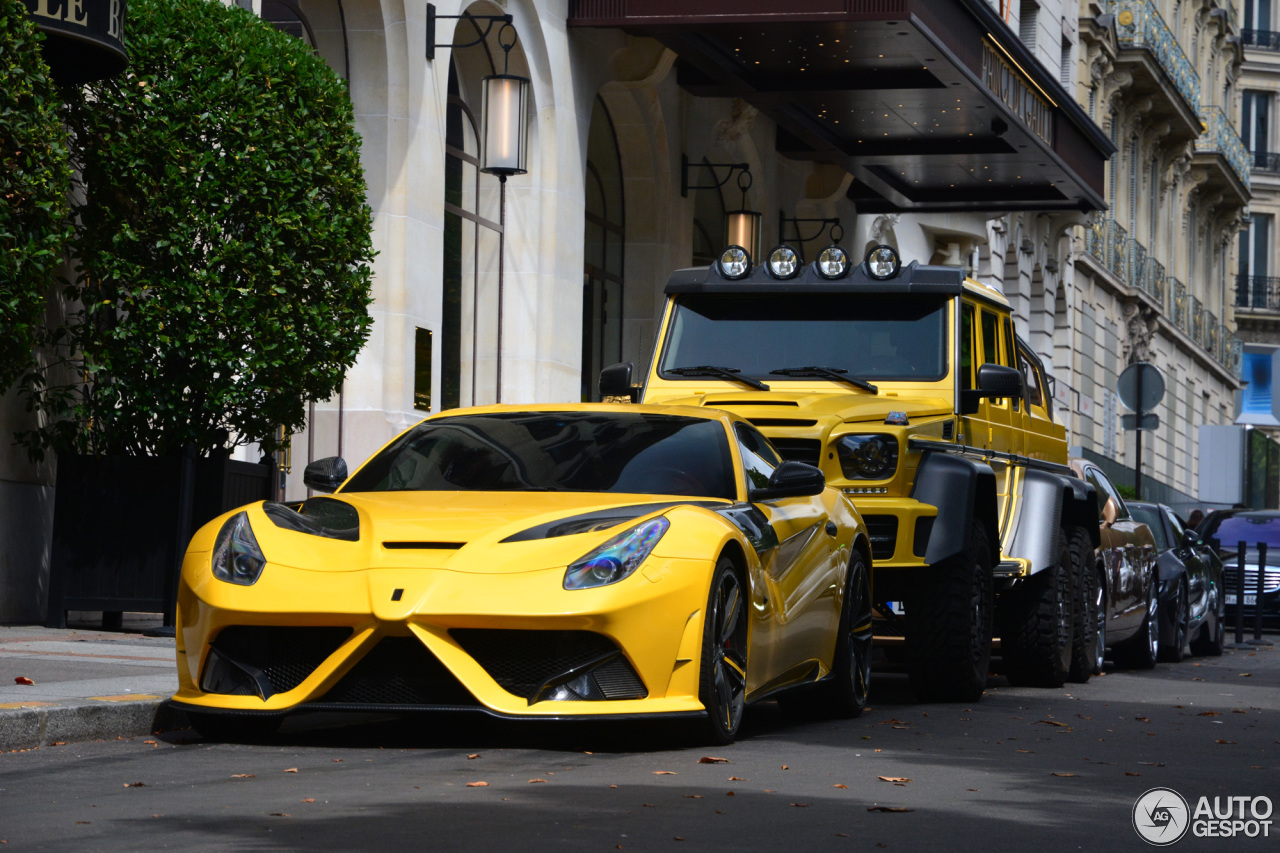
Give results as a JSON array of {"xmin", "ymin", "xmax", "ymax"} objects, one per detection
[
  {"xmin": 981, "ymin": 38, "xmax": 1054, "ymax": 145},
  {"xmin": 22, "ymin": 0, "xmax": 127, "ymax": 84}
]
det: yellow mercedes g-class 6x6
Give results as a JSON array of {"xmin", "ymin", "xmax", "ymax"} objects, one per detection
[{"xmin": 600, "ymin": 243, "xmax": 1101, "ymax": 702}]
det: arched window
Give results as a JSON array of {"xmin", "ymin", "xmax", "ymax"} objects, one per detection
[{"xmin": 582, "ymin": 97, "xmax": 624, "ymax": 401}]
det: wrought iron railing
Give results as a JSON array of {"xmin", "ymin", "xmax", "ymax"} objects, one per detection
[
  {"xmin": 1206, "ymin": 311, "xmax": 1219, "ymax": 357},
  {"xmin": 1111, "ymin": 0, "xmax": 1201, "ymax": 114},
  {"xmin": 1172, "ymin": 277, "xmax": 1188, "ymax": 331},
  {"xmin": 1112, "ymin": 221, "xmax": 1130, "ymax": 282},
  {"xmin": 1242, "ymin": 28, "xmax": 1280, "ymax": 50},
  {"xmin": 1254, "ymin": 151, "xmax": 1280, "ymax": 172},
  {"xmin": 1191, "ymin": 295, "xmax": 1205, "ymax": 345},
  {"xmin": 1196, "ymin": 106, "xmax": 1252, "ymax": 190},
  {"xmin": 1236, "ymin": 274, "xmax": 1280, "ymax": 309},
  {"xmin": 1232, "ymin": 339, "xmax": 1244, "ymax": 379},
  {"xmin": 1147, "ymin": 256, "xmax": 1167, "ymax": 309}
]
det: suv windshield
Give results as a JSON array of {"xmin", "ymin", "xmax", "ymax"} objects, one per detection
[
  {"xmin": 660, "ymin": 293, "xmax": 948, "ymax": 382},
  {"xmin": 342, "ymin": 411, "xmax": 737, "ymax": 499}
]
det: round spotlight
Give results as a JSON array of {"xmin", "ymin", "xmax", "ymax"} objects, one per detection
[
  {"xmin": 865, "ymin": 244, "xmax": 901, "ymax": 280},
  {"xmin": 816, "ymin": 244, "xmax": 850, "ymax": 279},
  {"xmin": 767, "ymin": 244, "xmax": 802, "ymax": 279},
  {"xmin": 717, "ymin": 245, "xmax": 752, "ymax": 280}
]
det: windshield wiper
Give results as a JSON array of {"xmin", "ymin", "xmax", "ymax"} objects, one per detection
[
  {"xmin": 770, "ymin": 366, "xmax": 878, "ymax": 394},
  {"xmin": 667, "ymin": 365, "xmax": 770, "ymax": 391}
]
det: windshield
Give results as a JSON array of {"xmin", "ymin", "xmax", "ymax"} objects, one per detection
[
  {"xmin": 342, "ymin": 411, "xmax": 737, "ymax": 499},
  {"xmin": 1202, "ymin": 513, "xmax": 1280, "ymax": 552},
  {"xmin": 1129, "ymin": 504, "xmax": 1169, "ymax": 551},
  {"xmin": 660, "ymin": 293, "xmax": 948, "ymax": 382}
]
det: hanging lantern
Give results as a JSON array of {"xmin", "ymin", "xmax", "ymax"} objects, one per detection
[
  {"xmin": 480, "ymin": 25, "xmax": 530, "ymax": 178},
  {"xmin": 724, "ymin": 169, "xmax": 761, "ymax": 261}
]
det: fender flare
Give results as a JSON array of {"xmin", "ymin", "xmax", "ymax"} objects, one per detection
[
  {"xmin": 910, "ymin": 451, "xmax": 998, "ymax": 567},
  {"xmin": 1003, "ymin": 468, "xmax": 1100, "ymax": 575}
]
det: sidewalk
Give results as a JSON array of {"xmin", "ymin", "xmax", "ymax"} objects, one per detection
[{"xmin": 0, "ymin": 613, "xmax": 187, "ymax": 751}]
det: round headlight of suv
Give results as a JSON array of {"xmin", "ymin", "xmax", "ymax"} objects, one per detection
[
  {"xmin": 766, "ymin": 244, "xmax": 801, "ymax": 279},
  {"xmin": 717, "ymin": 245, "xmax": 752, "ymax": 280},
  {"xmin": 816, "ymin": 245, "xmax": 850, "ymax": 279},
  {"xmin": 837, "ymin": 434, "xmax": 899, "ymax": 480},
  {"xmin": 865, "ymin": 244, "xmax": 900, "ymax": 280}
]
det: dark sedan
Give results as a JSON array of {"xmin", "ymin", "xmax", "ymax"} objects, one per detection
[
  {"xmin": 1198, "ymin": 509, "xmax": 1280, "ymax": 624},
  {"xmin": 1128, "ymin": 501, "xmax": 1225, "ymax": 660}
]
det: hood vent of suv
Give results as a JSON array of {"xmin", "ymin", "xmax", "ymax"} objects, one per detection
[
  {"xmin": 711, "ymin": 400, "xmax": 799, "ymax": 407},
  {"xmin": 747, "ymin": 418, "xmax": 817, "ymax": 428}
]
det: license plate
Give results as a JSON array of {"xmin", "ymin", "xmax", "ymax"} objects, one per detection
[{"xmin": 1225, "ymin": 594, "xmax": 1257, "ymax": 606}]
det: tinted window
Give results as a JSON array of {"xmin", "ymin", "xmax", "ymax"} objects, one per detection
[
  {"xmin": 960, "ymin": 302, "xmax": 975, "ymax": 391},
  {"xmin": 981, "ymin": 310, "xmax": 999, "ymax": 366},
  {"xmin": 1202, "ymin": 513, "xmax": 1280, "ymax": 551},
  {"xmin": 661, "ymin": 293, "xmax": 948, "ymax": 381},
  {"xmin": 1130, "ymin": 504, "xmax": 1169, "ymax": 550},
  {"xmin": 735, "ymin": 422, "xmax": 781, "ymax": 492},
  {"xmin": 343, "ymin": 412, "xmax": 736, "ymax": 499}
]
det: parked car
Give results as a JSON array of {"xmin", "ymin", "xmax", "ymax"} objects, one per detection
[
  {"xmin": 1197, "ymin": 509, "xmax": 1280, "ymax": 625},
  {"xmin": 168, "ymin": 404, "xmax": 875, "ymax": 744},
  {"xmin": 1128, "ymin": 501, "xmax": 1225, "ymax": 659},
  {"xmin": 1068, "ymin": 459, "xmax": 1160, "ymax": 671}
]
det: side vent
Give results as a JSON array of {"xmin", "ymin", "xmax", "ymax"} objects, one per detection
[{"xmin": 942, "ymin": 420, "xmax": 954, "ymax": 440}]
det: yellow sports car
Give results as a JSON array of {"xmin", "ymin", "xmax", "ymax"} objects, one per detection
[{"xmin": 169, "ymin": 404, "xmax": 872, "ymax": 743}]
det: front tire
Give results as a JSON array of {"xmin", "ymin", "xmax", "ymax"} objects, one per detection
[
  {"xmin": 1000, "ymin": 529, "xmax": 1074, "ymax": 688},
  {"xmin": 699, "ymin": 557, "xmax": 748, "ymax": 744},
  {"xmin": 1190, "ymin": 587, "xmax": 1226, "ymax": 657},
  {"xmin": 819, "ymin": 550, "xmax": 873, "ymax": 717},
  {"xmin": 1067, "ymin": 527, "xmax": 1097, "ymax": 684},
  {"xmin": 1113, "ymin": 572, "xmax": 1159, "ymax": 669},
  {"xmin": 905, "ymin": 521, "xmax": 993, "ymax": 703}
]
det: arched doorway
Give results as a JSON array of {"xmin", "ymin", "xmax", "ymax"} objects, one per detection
[{"xmin": 582, "ymin": 97, "xmax": 624, "ymax": 400}]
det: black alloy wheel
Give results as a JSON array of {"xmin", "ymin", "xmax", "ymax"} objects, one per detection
[
  {"xmin": 1190, "ymin": 586, "xmax": 1226, "ymax": 657},
  {"xmin": 826, "ymin": 550, "xmax": 874, "ymax": 716},
  {"xmin": 1114, "ymin": 572, "xmax": 1159, "ymax": 670},
  {"xmin": 700, "ymin": 557, "xmax": 748, "ymax": 744},
  {"xmin": 1159, "ymin": 577, "xmax": 1189, "ymax": 663}
]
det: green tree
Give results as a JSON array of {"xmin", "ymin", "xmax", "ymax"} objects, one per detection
[
  {"xmin": 20, "ymin": 0, "xmax": 374, "ymax": 459},
  {"xmin": 0, "ymin": 0, "xmax": 71, "ymax": 392}
]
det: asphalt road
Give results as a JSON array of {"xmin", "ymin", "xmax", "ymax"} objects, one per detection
[{"xmin": 1, "ymin": 643, "xmax": 1276, "ymax": 853}]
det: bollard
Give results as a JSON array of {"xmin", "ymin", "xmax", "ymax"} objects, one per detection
[
  {"xmin": 1235, "ymin": 541, "xmax": 1247, "ymax": 646},
  {"xmin": 1250, "ymin": 541, "xmax": 1273, "ymax": 645}
]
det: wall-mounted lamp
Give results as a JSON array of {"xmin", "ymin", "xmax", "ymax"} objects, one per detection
[
  {"xmin": 779, "ymin": 213, "xmax": 842, "ymax": 248},
  {"xmin": 679, "ymin": 154, "xmax": 749, "ymax": 198},
  {"xmin": 425, "ymin": 3, "xmax": 531, "ymax": 404},
  {"xmin": 724, "ymin": 170, "xmax": 762, "ymax": 262}
]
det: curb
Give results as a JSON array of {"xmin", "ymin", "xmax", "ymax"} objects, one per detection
[{"xmin": 0, "ymin": 700, "xmax": 189, "ymax": 751}]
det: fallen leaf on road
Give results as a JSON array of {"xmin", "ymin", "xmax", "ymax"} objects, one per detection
[
  {"xmin": 1017, "ymin": 749, "xmax": 1034, "ymax": 754},
  {"xmin": 684, "ymin": 794, "xmax": 703, "ymax": 799},
  {"xmin": 1051, "ymin": 773, "xmax": 1077, "ymax": 777},
  {"xmin": 674, "ymin": 837, "xmax": 684, "ymax": 842},
  {"xmin": 331, "ymin": 759, "xmax": 343, "ymax": 763},
  {"xmin": 302, "ymin": 798, "xmax": 315, "ymax": 803},
  {"xmin": 467, "ymin": 753, "xmax": 480, "ymax": 760},
  {"xmin": 726, "ymin": 791, "xmax": 735, "ymax": 796},
  {"xmin": 832, "ymin": 784, "xmax": 848, "ymax": 789},
  {"xmin": 1135, "ymin": 716, "xmax": 1150, "ymax": 722},
  {"xmin": 284, "ymin": 768, "xmax": 298, "ymax": 773},
  {"xmin": 1036, "ymin": 720, "xmax": 1069, "ymax": 727},
  {"xmin": 867, "ymin": 807, "xmax": 913, "ymax": 813},
  {"xmin": 764, "ymin": 789, "xmax": 776, "ymax": 793},
  {"xmin": 878, "ymin": 776, "xmax": 911, "ymax": 783},
  {"xmin": 790, "ymin": 803, "xmax": 810, "ymax": 808},
  {"xmin": 466, "ymin": 781, "xmax": 489, "ymax": 787},
  {"xmin": 1198, "ymin": 711, "xmax": 1221, "ymax": 717},
  {"xmin": 124, "ymin": 782, "xmax": 146, "ymax": 788},
  {"xmin": 269, "ymin": 813, "xmax": 290, "ymax": 817},
  {"xmin": 728, "ymin": 776, "xmax": 748, "ymax": 781},
  {"xmin": 1215, "ymin": 739, "xmax": 1237, "ymax": 745},
  {"xmin": 1138, "ymin": 762, "xmax": 1165, "ymax": 767},
  {"xmin": 1239, "ymin": 673, "xmax": 1253, "ymax": 677},
  {"xmin": 643, "ymin": 803, "xmax": 655, "ymax": 808},
  {"xmin": 231, "ymin": 774, "xmax": 255, "ymax": 779},
  {"xmin": 781, "ymin": 765, "xmax": 789, "ymax": 770},
  {"xmin": 14, "ymin": 677, "xmax": 33, "ymax": 685},
  {"xmin": 699, "ymin": 757, "xmax": 732, "ymax": 764},
  {"xmin": 653, "ymin": 771, "xmax": 677, "ymax": 775},
  {"xmin": 609, "ymin": 785, "xmax": 617, "ymax": 789},
  {"xmin": 75, "ymin": 821, "xmax": 91, "ymax": 825},
  {"xmin": 144, "ymin": 741, "xmax": 158, "ymax": 746},
  {"xmin": 528, "ymin": 779, "xmax": 548, "ymax": 784},
  {"xmin": 1125, "ymin": 772, "xmax": 1142, "ymax": 776},
  {"xmin": 836, "ymin": 833, "xmax": 850, "ymax": 837}
]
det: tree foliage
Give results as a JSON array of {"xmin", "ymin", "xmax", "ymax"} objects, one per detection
[
  {"xmin": 0, "ymin": 0, "xmax": 71, "ymax": 392},
  {"xmin": 20, "ymin": 0, "xmax": 374, "ymax": 458}
]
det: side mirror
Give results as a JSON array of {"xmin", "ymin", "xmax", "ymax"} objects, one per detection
[
  {"xmin": 1180, "ymin": 528, "xmax": 1201, "ymax": 549},
  {"xmin": 1101, "ymin": 496, "xmax": 1119, "ymax": 528},
  {"xmin": 304, "ymin": 456, "xmax": 348, "ymax": 493},
  {"xmin": 599, "ymin": 362, "xmax": 638, "ymax": 403},
  {"xmin": 749, "ymin": 461, "xmax": 826, "ymax": 502},
  {"xmin": 960, "ymin": 363, "xmax": 1024, "ymax": 414}
]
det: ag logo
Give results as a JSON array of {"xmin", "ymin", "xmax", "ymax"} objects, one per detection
[{"xmin": 1133, "ymin": 787, "xmax": 1190, "ymax": 846}]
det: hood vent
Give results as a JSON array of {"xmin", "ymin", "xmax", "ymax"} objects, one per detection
[
  {"xmin": 711, "ymin": 400, "xmax": 799, "ymax": 407},
  {"xmin": 747, "ymin": 418, "xmax": 817, "ymax": 428},
  {"xmin": 382, "ymin": 541, "xmax": 465, "ymax": 550}
]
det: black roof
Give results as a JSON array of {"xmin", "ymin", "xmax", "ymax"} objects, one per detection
[{"xmin": 664, "ymin": 260, "xmax": 967, "ymax": 296}]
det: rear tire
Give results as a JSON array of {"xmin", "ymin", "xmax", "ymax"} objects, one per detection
[
  {"xmin": 1159, "ymin": 577, "xmax": 1189, "ymax": 663},
  {"xmin": 1066, "ymin": 526, "xmax": 1096, "ymax": 684},
  {"xmin": 905, "ymin": 521, "xmax": 993, "ymax": 703},
  {"xmin": 1000, "ymin": 529, "xmax": 1074, "ymax": 688},
  {"xmin": 698, "ymin": 557, "xmax": 748, "ymax": 744},
  {"xmin": 1190, "ymin": 587, "xmax": 1226, "ymax": 657},
  {"xmin": 1113, "ymin": 573, "xmax": 1159, "ymax": 670}
]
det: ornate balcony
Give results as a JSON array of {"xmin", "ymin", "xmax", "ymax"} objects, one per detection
[
  {"xmin": 1110, "ymin": 0, "xmax": 1201, "ymax": 121},
  {"xmin": 1194, "ymin": 106, "xmax": 1251, "ymax": 196},
  {"xmin": 1237, "ymin": 274, "xmax": 1280, "ymax": 310},
  {"xmin": 1206, "ymin": 311, "xmax": 1219, "ymax": 357},
  {"xmin": 1242, "ymin": 29, "xmax": 1280, "ymax": 50},
  {"xmin": 1172, "ymin": 277, "xmax": 1188, "ymax": 331},
  {"xmin": 1254, "ymin": 151, "xmax": 1280, "ymax": 173},
  {"xmin": 1191, "ymin": 295, "xmax": 1205, "ymax": 346}
]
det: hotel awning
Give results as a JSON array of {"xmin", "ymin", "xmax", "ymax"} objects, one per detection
[{"xmin": 569, "ymin": 0, "xmax": 1114, "ymax": 213}]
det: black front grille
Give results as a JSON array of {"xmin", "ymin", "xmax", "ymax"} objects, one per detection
[
  {"xmin": 210, "ymin": 626, "xmax": 352, "ymax": 695},
  {"xmin": 863, "ymin": 515, "xmax": 899, "ymax": 561},
  {"xmin": 1223, "ymin": 566, "xmax": 1280, "ymax": 594},
  {"xmin": 318, "ymin": 637, "xmax": 478, "ymax": 705},
  {"xmin": 452, "ymin": 629, "xmax": 623, "ymax": 699},
  {"xmin": 768, "ymin": 438, "xmax": 822, "ymax": 467}
]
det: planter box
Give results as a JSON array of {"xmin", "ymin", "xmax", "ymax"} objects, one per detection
[{"xmin": 45, "ymin": 452, "xmax": 274, "ymax": 628}]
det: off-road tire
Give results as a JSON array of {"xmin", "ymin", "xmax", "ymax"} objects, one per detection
[
  {"xmin": 905, "ymin": 521, "xmax": 993, "ymax": 703},
  {"xmin": 1000, "ymin": 528, "xmax": 1074, "ymax": 688},
  {"xmin": 698, "ymin": 556, "xmax": 749, "ymax": 744},
  {"xmin": 1066, "ymin": 526, "xmax": 1096, "ymax": 683}
]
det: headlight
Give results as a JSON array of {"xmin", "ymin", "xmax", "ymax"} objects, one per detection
[
  {"xmin": 211, "ymin": 511, "xmax": 267, "ymax": 585},
  {"xmin": 717, "ymin": 245, "xmax": 752, "ymax": 280},
  {"xmin": 865, "ymin": 244, "xmax": 900, "ymax": 280},
  {"xmin": 766, "ymin": 244, "xmax": 801, "ymax": 279},
  {"xmin": 816, "ymin": 244, "xmax": 850, "ymax": 279},
  {"xmin": 837, "ymin": 434, "xmax": 899, "ymax": 480},
  {"xmin": 564, "ymin": 516, "xmax": 670, "ymax": 590}
]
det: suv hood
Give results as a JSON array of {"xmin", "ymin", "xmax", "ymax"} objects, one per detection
[{"xmin": 649, "ymin": 389, "xmax": 953, "ymax": 424}]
